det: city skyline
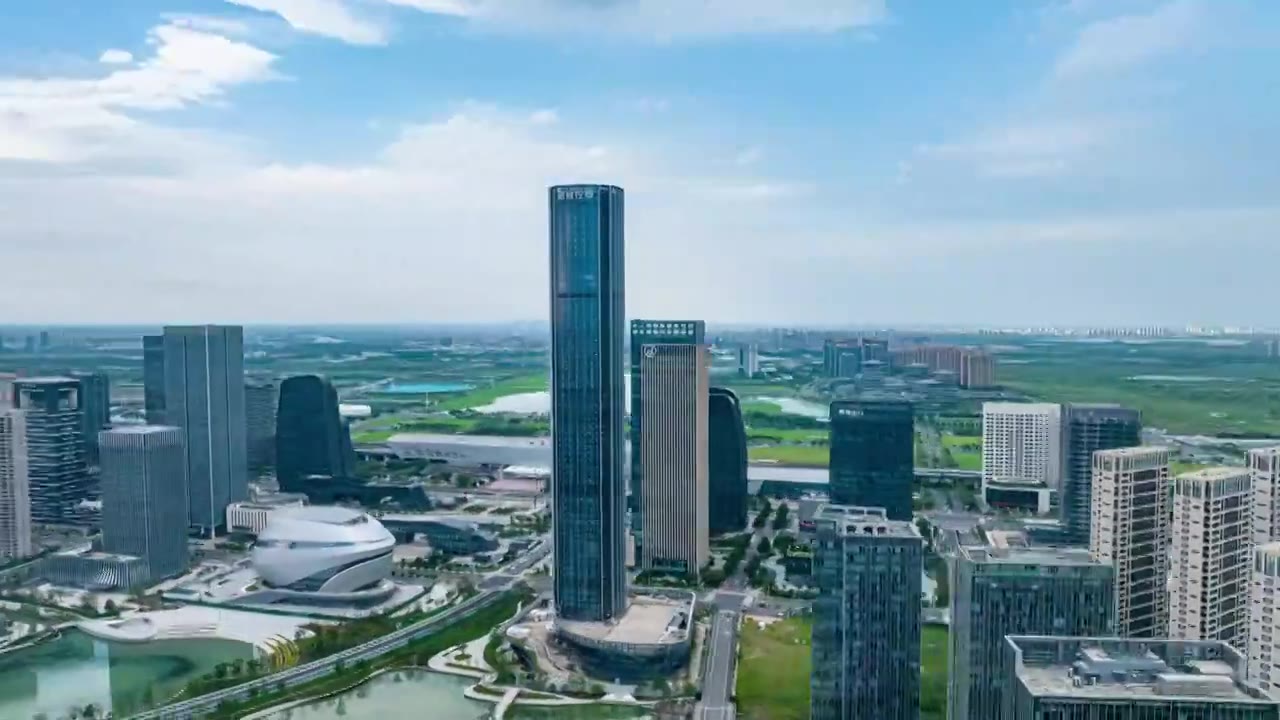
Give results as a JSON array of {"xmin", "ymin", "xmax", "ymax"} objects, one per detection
[{"xmin": 3, "ymin": 1, "xmax": 1279, "ymax": 326}]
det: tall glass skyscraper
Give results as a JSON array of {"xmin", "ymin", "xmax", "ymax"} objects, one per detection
[
  {"xmin": 99, "ymin": 426, "xmax": 189, "ymax": 582},
  {"xmin": 142, "ymin": 334, "xmax": 166, "ymax": 424},
  {"xmin": 708, "ymin": 387, "xmax": 748, "ymax": 535},
  {"xmin": 163, "ymin": 325, "xmax": 248, "ymax": 534},
  {"xmin": 276, "ymin": 374, "xmax": 353, "ymax": 489},
  {"xmin": 13, "ymin": 378, "xmax": 89, "ymax": 524},
  {"xmin": 829, "ymin": 400, "xmax": 914, "ymax": 520},
  {"xmin": 70, "ymin": 371, "xmax": 110, "ymax": 466},
  {"xmin": 1060, "ymin": 403, "xmax": 1141, "ymax": 543},
  {"xmin": 549, "ymin": 184, "xmax": 627, "ymax": 622}
]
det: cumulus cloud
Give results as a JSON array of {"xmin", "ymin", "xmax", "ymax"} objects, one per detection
[
  {"xmin": 226, "ymin": 0, "xmax": 388, "ymax": 44},
  {"xmin": 916, "ymin": 119, "xmax": 1121, "ymax": 178},
  {"xmin": 98, "ymin": 49, "xmax": 134, "ymax": 64},
  {"xmin": 1055, "ymin": 0, "xmax": 1204, "ymax": 78}
]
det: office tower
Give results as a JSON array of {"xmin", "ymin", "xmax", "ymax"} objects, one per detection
[
  {"xmin": 38, "ymin": 331, "xmax": 50, "ymax": 352},
  {"xmin": 638, "ymin": 343, "xmax": 709, "ymax": 575},
  {"xmin": 70, "ymin": 371, "xmax": 110, "ymax": 465},
  {"xmin": 958, "ymin": 351, "xmax": 995, "ymax": 389},
  {"xmin": 0, "ymin": 372, "xmax": 15, "ymax": 409},
  {"xmin": 23, "ymin": 336, "xmax": 35, "ymax": 353},
  {"xmin": 275, "ymin": 375, "xmax": 352, "ymax": 490},
  {"xmin": 1090, "ymin": 446, "xmax": 1172, "ymax": 639},
  {"xmin": 1169, "ymin": 468, "xmax": 1251, "ymax": 651},
  {"xmin": 0, "ymin": 410, "xmax": 31, "ymax": 559},
  {"xmin": 163, "ymin": 325, "xmax": 247, "ymax": 534},
  {"xmin": 1060, "ymin": 404, "xmax": 1141, "ymax": 544},
  {"xmin": 823, "ymin": 339, "xmax": 862, "ymax": 378},
  {"xmin": 707, "ymin": 387, "xmax": 747, "ymax": 535},
  {"xmin": 13, "ymin": 378, "xmax": 89, "ymax": 524},
  {"xmin": 99, "ymin": 426, "xmax": 188, "ymax": 581},
  {"xmin": 1251, "ymin": 447, "xmax": 1280, "ymax": 546},
  {"xmin": 811, "ymin": 505, "xmax": 921, "ymax": 720},
  {"xmin": 142, "ymin": 334, "xmax": 166, "ymax": 424},
  {"xmin": 1251, "ymin": 543, "xmax": 1280, "ymax": 699},
  {"xmin": 245, "ymin": 379, "xmax": 278, "ymax": 474},
  {"xmin": 1003, "ymin": 636, "xmax": 1279, "ymax": 719},
  {"xmin": 737, "ymin": 343, "xmax": 759, "ymax": 378},
  {"xmin": 629, "ymin": 319, "xmax": 705, "ymax": 532},
  {"xmin": 828, "ymin": 400, "xmax": 913, "ymax": 520},
  {"xmin": 982, "ymin": 402, "xmax": 1061, "ymax": 489},
  {"xmin": 549, "ymin": 184, "xmax": 627, "ymax": 622},
  {"xmin": 949, "ymin": 545, "xmax": 1114, "ymax": 720}
]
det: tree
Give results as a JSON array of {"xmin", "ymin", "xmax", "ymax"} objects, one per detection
[
  {"xmin": 103, "ymin": 599, "xmax": 117, "ymax": 614},
  {"xmin": 772, "ymin": 503, "xmax": 790, "ymax": 531},
  {"xmin": 214, "ymin": 663, "xmax": 229, "ymax": 680},
  {"xmin": 231, "ymin": 658, "xmax": 245, "ymax": 676},
  {"xmin": 757, "ymin": 536, "xmax": 772, "ymax": 556}
]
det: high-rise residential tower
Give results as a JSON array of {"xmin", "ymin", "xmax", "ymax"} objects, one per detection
[
  {"xmin": 163, "ymin": 325, "xmax": 247, "ymax": 534},
  {"xmin": 245, "ymin": 378, "xmax": 278, "ymax": 474},
  {"xmin": 811, "ymin": 505, "xmax": 921, "ymax": 720},
  {"xmin": 981, "ymin": 402, "xmax": 1061, "ymax": 491},
  {"xmin": 1169, "ymin": 467, "xmax": 1251, "ymax": 651},
  {"xmin": 99, "ymin": 426, "xmax": 188, "ymax": 581},
  {"xmin": 638, "ymin": 342, "xmax": 709, "ymax": 575},
  {"xmin": 549, "ymin": 184, "xmax": 627, "ymax": 622},
  {"xmin": 1250, "ymin": 542, "xmax": 1280, "ymax": 700},
  {"xmin": 0, "ymin": 372, "xmax": 15, "ymax": 409},
  {"xmin": 737, "ymin": 343, "xmax": 759, "ymax": 378},
  {"xmin": 628, "ymin": 319, "xmax": 705, "ymax": 534},
  {"xmin": 142, "ymin": 334, "xmax": 166, "ymax": 424},
  {"xmin": 70, "ymin": 371, "xmax": 110, "ymax": 465},
  {"xmin": 1091, "ymin": 446, "xmax": 1172, "ymax": 638},
  {"xmin": 0, "ymin": 410, "xmax": 31, "ymax": 559},
  {"xmin": 275, "ymin": 375, "xmax": 353, "ymax": 490},
  {"xmin": 949, "ymin": 545, "xmax": 1114, "ymax": 720},
  {"xmin": 707, "ymin": 387, "xmax": 747, "ymax": 535},
  {"xmin": 1060, "ymin": 404, "xmax": 1141, "ymax": 544},
  {"xmin": 1251, "ymin": 447, "xmax": 1280, "ymax": 546},
  {"xmin": 828, "ymin": 400, "xmax": 913, "ymax": 520},
  {"xmin": 13, "ymin": 378, "xmax": 89, "ymax": 524}
]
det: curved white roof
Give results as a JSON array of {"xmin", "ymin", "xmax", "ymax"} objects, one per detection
[{"xmin": 253, "ymin": 506, "xmax": 394, "ymax": 592}]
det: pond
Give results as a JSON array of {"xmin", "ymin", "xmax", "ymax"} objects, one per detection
[
  {"xmin": 262, "ymin": 670, "xmax": 485, "ymax": 720},
  {"xmin": 755, "ymin": 396, "xmax": 829, "ymax": 420},
  {"xmin": 0, "ymin": 629, "xmax": 253, "ymax": 718},
  {"xmin": 382, "ymin": 382, "xmax": 475, "ymax": 395},
  {"xmin": 474, "ymin": 376, "xmax": 633, "ymax": 415}
]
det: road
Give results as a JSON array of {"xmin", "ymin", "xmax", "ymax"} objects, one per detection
[
  {"xmin": 129, "ymin": 542, "xmax": 549, "ymax": 719},
  {"xmin": 697, "ymin": 608, "xmax": 741, "ymax": 720}
]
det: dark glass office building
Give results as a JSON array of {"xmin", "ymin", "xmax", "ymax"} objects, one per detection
[
  {"xmin": 13, "ymin": 378, "xmax": 90, "ymax": 523},
  {"xmin": 142, "ymin": 334, "xmax": 166, "ymax": 424},
  {"xmin": 245, "ymin": 379, "xmax": 278, "ymax": 473},
  {"xmin": 276, "ymin": 375, "xmax": 354, "ymax": 490},
  {"xmin": 70, "ymin": 371, "xmax": 110, "ymax": 465},
  {"xmin": 549, "ymin": 184, "xmax": 627, "ymax": 622},
  {"xmin": 829, "ymin": 400, "xmax": 914, "ymax": 520},
  {"xmin": 1060, "ymin": 403, "xmax": 1141, "ymax": 544},
  {"xmin": 629, "ymin": 319, "xmax": 705, "ymax": 533},
  {"xmin": 707, "ymin": 387, "xmax": 747, "ymax": 535},
  {"xmin": 100, "ymin": 426, "xmax": 189, "ymax": 582},
  {"xmin": 811, "ymin": 505, "xmax": 922, "ymax": 720}
]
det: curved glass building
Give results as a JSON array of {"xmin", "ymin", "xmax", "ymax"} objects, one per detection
[
  {"xmin": 708, "ymin": 387, "xmax": 748, "ymax": 535},
  {"xmin": 549, "ymin": 184, "xmax": 627, "ymax": 622},
  {"xmin": 276, "ymin": 374, "xmax": 354, "ymax": 491}
]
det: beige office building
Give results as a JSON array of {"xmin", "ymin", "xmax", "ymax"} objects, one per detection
[
  {"xmin": 0, "ymin": 409, "xmax": 32, "ymax": 559},
  {"xmin": 1169, "ymin": 467, "xmax": 1252, "ymax": 652},
  {"xmin": 638, "ymin": 343, "xmax": 709, "ymax": 576},
  {"xmin": 1250, "ymin": 447, "xmax": 1280, "ymax": 546},
  {"xmin": 1091, "ymin": 446, "xmax": 1171, "ymax": 638}
]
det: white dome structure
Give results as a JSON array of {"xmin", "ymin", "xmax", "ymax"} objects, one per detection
[{"xmin": 252, "ymin": 506, "xmax": 394, "ymax": 602}]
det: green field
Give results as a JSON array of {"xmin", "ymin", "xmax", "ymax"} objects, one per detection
[
  {"xmin": 748, "ymin": 445, "xmax": 829, "ymax": 467},
  {"xmin": 742, "ymin": 400, "xmax": 784, "ymax": 415},
  {"xmin": 431, "ymin": 373, "xmax": 548, "ymax": 412},
  {"xmin": 747, "ymin": 428, "xmax": 827, "ymax": 443},
  {"xmin": 736, "ymin": 617, "xmax": 949, "ymax": 720}
]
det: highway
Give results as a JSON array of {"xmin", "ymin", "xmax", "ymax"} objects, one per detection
[
  {"xmin": 697, "ymin": 607, "xmax": 741, "ymax": 720},
  {"xmin": 129, "ymin": 542, "xmax": 549, "ymax": 719}
]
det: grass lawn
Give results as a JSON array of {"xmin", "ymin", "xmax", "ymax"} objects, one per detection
[
  {"xmin": 736, "ymin": 617, "xmax": 950, "ymax": 720},
  {"xmin": 747, "ymin": 428, "xmax": 828, "ymax": 443},
  {"xmin": 432, "ymin": 374, "xmax": 548, "ymax": 412},
  {"xmin": 942, "ymin": 434, "xmax": 982, "ymax": 450},
  {"xmin": 951, "ymin": 451, "xmax": 982, "ymax": 471},
  {"xmin": 742, "ymin": 400, "xmax": 784, "ymax": 414},
  {"xmin": 352, "ymin": 429, "xmax": 396, "ymax": 443},
  {"xmin": 748, "ymin": 445, "xmax": 829, "ymax": 467}
]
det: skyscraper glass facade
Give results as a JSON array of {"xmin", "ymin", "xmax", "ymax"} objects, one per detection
[
  {"xmin": 70, "ymin": 371, "xmax": 110, "ymax": 466},
  {"xmin": 829, "ymin": 400, "xmax": 914, "ymax": 520},
  {"xmin": 1061, "ymin": 404, "xmax": 1141, "ymax": 544},
  {"xmin": 707, "ymin": 387, "xmax": 747, "ymax": 535},
  {"xmin": 142, "ymin": 334, "xmax": 166, "ymax": 424},
  {"xmin": 275, "ymin": 374, "xmax": 353, "ymax": 490},
  {"xmin": 549, "ymin": 184, "xmax": 627, "ymax": 622},
  {"xmin": 13, "ymin": 378, "xmax": 89, "ymax": 524},
  {"xmin": 245, "ymin": 379, "xmax": 278, "ymax": 473},
  {"xmin": 99, "ymin": 426, "xmax": 189, "ymax": 581}
]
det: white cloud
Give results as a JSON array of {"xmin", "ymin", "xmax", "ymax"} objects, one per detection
[
  {"xmin": 528, "ymin": 108, "xmax": 559, "ymax": 125},
  {"xmin": 226, "ymin": 0, "xmax": 388, "ymax": 44},
  {"xmin": 98, "ymin": 49, "xmax": 134, "ymax": 64},
  {"xmin": 734, "ymin": 146, "xmax": 762, "ymax": 166},
  {"xmin": 916, "ymin": 119, "xmax": 1119, "ymax": 178},
  {"xmin": 1055, "ymin": 0, "xmax": 1203, "ymax": 78}
]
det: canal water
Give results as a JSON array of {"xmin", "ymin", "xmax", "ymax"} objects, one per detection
[
  {"xmin": 0, "ymin": 629, "xmax": 253, "ymax": 718},
  {"xmin": 263, "ymin": 670, "xmax": 486, "ymax": 719}
]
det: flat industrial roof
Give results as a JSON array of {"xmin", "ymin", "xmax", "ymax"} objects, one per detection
[
  {"xmin": 557, "ymin": 596, "xmax": 688, "ymax": 646},
  {"xmin": 387, "ymin": 433, "xmax": 551, "ymax": 449},
  {"xmin": 960, "ymin": 545, "xmax": 1101, "ymax": 566}
]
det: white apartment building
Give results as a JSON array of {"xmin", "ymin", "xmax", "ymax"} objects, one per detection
[
  {"xmin": 1250, "ymin": 542, "xmax": 1280, "ymax": 699},
  {"xmin": 226, "ymin": 498, "xmax": 305, "ymax": 535},
  {"xmin": 982, "ymin": 402, "xmax": 1062, "ymax": 492},
  {"xmin": 1251, "ymin": 447, "xmax": 1280, "ymax": 546},
  {"xmin": 0, "ymin": 409, "xmax": 32, "ymax": 559},
  {"xmin": 1091, "ymin": 446, "xmax": 1171, "ymax": 638},
  {"xmin": 1169, "ymin": 467, "xmax": 1252, "ymax": 652}
]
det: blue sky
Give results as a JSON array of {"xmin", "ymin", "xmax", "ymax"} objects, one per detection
[{"xmin": 1, "ymin": 0, "xmax": 1278, "ymax": 327}]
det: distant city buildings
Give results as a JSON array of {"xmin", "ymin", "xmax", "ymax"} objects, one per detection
[
  {"xmin": 0, "ymin": 409, "xmax": 31, "ymax": 559},
  {"xmin": 811, "ymin": 505, "xmax": 921, "ymax": 720},
  {"xmin": 163, "ymin": 325, "xmax": 248, "ymax": 534},
  {"xmin": 949, "ymin": 545, "xmax": 1114, "ymax": 720},
  {"xmin": 1060, "ymin": 403, "xmax": 1141, "ymax": 544},
  {"xmin": 1250, "ymin": 542, "xmax": 1280, "ymax": 699},
  {"xmin": 638, "ymin": 343, "xmax": 709, "ymax": 576},
  {"xmin": 707, "ymin": 387, "xmax": 747, "ymax": 535},
  {"xmin": 823, "ymin": 337, "xmax": 888, "ymax": 379},
  {"xmin": 1251, "ymin": 447, "xmax": 1280, "ymax": 546},
  {"xmin": 245, "ymin": 378, "xmax": 278, "ymax": 474},
  {"xmin": 142, "ymin": 334, "xmax": 166, "ymax": 424},
  {"xmin": 1169, "ymin": 467, "xmax": 1251, "ymax": 651},
  {"xmin": 70, "ymin": 370, "xmax": 110, "ymax": 466},
  {"xmin": 1090, "ymin": 446, "xmax": 1171, "ymax": 638},
  {"xmin": 0, "ymin": 372, "xmax": 14, "ymax": 409},
  {"xmin": 276, "ymin": 375, "xmax": 352, "ymax": 491},
  {"xmin": 1003, "ymin": 636, "xmax": 1280, "ymax": 718},
  {"xmin": 828, "ymin": 400, "xmax": 913, "ymax": 520},
  {"xmin": 99, "ymin": 426, "xmax": 188, "ymax": 582},
  {"xmin": 890, "ymin": 345, "xmax": 997, "ymax": 388},
  {"xmin": 13, "ymin": 377, "xmax": 89, "ymax": 524},
  {"xmin": 549, "ymin": 184, "xmax": 627, "ymax": 622},
  {"xmin": 628, "ymin": 319, "xmax": 705, "ymax": 534},
  {"xmin": 738, "ymin": 343, "xmax": 759, "ymax": 378}
]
